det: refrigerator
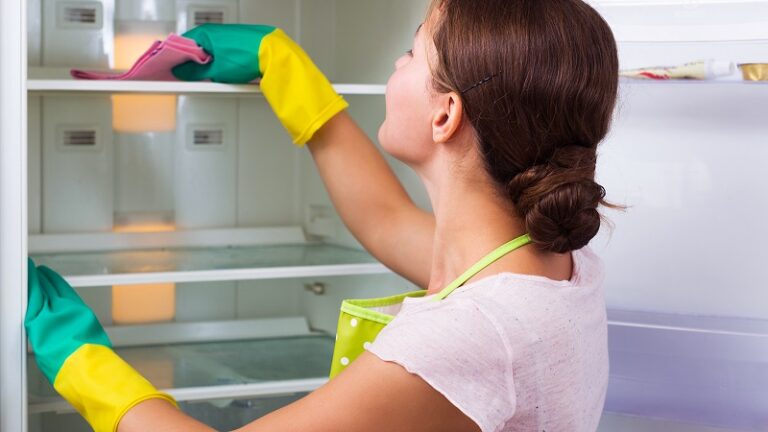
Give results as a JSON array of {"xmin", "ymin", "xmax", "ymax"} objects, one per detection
[{"xmin": 0, "ymin": 0, "xmax": 766, "ymax": 430}]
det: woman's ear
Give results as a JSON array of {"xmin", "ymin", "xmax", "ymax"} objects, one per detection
[{"xmin": 431, "ymin": 92, "xmax": 464, "ymax": 144}]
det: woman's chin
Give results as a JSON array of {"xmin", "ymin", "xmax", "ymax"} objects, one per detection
[
  {"xmin": 378, "ymin": 124, "xmax": 397, "ymax": 157},
  {"xmin": 378, "ymin": 122, "xmax": 430, "ymax": 167}
]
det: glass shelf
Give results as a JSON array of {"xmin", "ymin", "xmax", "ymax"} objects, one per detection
[
  {"xmin": 30, "ymin": 393, "xmax": 309, "ymax": 432},
  {"xmin": 597, "ymin": 412, "xmax": 748, "ymax": 432},
  {"xmin": 25, "ymin": 69, "xmax": 767, "ymax": 97},
  {"xmin": 27, "ymin": 76, "xmax": 767, "ymax": 95},
  {"xmin": 27, "ymin": 309, "xmax": 768, "ymax": 427},
  {"xmin": 180, "ymin": 394, "xmax": 308, "ymax": 431},
  {"xmin": 28, "ymin": 334, "xmax": 335, "ymax": 415},
  {"xmin": 26, "ymin": 69, "xmax": 386, "ymax": 95},
  {"xmin": 26, "ymin": 79, "xmax": 387, "ymax": 95},
  {"xmin": 28, "ymin": 70, "xmax": 768, "ymax": 96},
  {"xmin": 30, "ymin": 243, "xmax": 389, "ymax": 287}
]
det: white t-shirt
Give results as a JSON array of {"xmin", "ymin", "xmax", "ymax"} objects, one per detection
[{"xmin": 366, "ymin": 246, "xmax": 609, "ymax": 432}]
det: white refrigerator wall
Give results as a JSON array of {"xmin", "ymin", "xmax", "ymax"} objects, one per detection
[{"xmin": 594, "ymin": 82, "xmax": 768, "ymax": 319}]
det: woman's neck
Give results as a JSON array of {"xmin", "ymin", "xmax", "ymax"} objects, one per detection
[{"xmin": 419, "ymin": 159, "xmax": 528, "ymax": 295}]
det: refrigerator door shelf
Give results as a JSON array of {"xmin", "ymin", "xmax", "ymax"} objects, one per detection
[{"xmin": 606, "ymin": 309, "xmax": 768, "ymax": 430}]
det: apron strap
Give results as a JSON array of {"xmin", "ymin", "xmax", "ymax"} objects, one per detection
[{"xmin": 433, "ymin": 233, "xmax": 533, "ymax": 301}]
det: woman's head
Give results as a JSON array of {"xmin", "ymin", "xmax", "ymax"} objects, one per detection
[{"xmin": 380, "ymin": 0, "xmax": 619, "ymax": 254}]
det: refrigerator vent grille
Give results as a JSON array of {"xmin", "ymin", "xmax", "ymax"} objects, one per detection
[
  {"xmin": 62, "ymin": 6, "xmax": 98, "ymax": 24},
  {"xmin": 194, "ymin": 10, "xmax": 225, "ymax": 26},
  {"xmin": 63, "ymin": 130, "xmax": 97, "ymax": 147},
  {"xmin": 193, "ymin": 129, "xmax": 224, "ymax": 146}
]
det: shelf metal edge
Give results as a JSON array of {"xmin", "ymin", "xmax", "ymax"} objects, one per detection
[
  {"xmin": 27, "ymin": 78, "xmax": 768, "ymax": 96},
  {"xmin": 606, "ymin": 319, "xmax": 768, "ymax": 338},
  {"xmin": 167, "ymin": 378, "xmax": 328, "ymax": 402},
  {"xmin": 65, "ymin": 263, "xmax": 391, "ymax": 287},
  {"xmin": 26, "ymin": 79, "xmax": 387, "ymax": 95},
  {"xmin": 105, "ymin": 317, "xmax": 315, "ymax": 348},
  {"xmin": 28, "ymin": 378, "xmax": 328, "ymax": 415},
  {"xmin": 29, "ymin": 226, "xmax": 308, "ymax": 254}
]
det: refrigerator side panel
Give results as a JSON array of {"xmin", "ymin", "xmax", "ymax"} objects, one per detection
[{"xmin": 0, "ymin": 0, "xmax": 28, "ymax": 429}]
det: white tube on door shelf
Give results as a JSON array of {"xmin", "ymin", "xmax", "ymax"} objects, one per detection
[
  {"xmin": 42, "ymin": 95, "xmax": 114, "ymax": 233},
  {"xmin": 42, "ymin": 0, "xmax": 114, "ymax": 68},
  {"xmin": 175, "ymin": 96, "xmax": 238, "ymax": 229},
  {"xmin": 620, "ymin": 59, "xmax": 737, "ymax": 80}
]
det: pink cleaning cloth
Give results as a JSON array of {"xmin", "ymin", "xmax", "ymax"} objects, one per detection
[{"xmin": 71, "ymin": 34, "xmax": 211, "ymax": 81}]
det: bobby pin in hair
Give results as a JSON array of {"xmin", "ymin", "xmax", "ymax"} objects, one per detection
[{"xmin": 461, "ymin": 71, "xmax": 501, "ymax": 94}]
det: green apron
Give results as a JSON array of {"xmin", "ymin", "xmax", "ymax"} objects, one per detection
[{"xmin": 329, "ymin": 233, "xmax": 533, "ymax": 378}]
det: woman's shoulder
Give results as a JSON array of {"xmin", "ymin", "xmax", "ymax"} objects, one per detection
[
  {"xmin": 447, "ymin": 246, "xmax": 607, "ymax": 340},
  {"xmin": 386, "ymin": 245, "xmax": 606, "ymax": 351},
  {"xmin": 459, "ymin": 245, "xmax": 605, "ymax": 296}
]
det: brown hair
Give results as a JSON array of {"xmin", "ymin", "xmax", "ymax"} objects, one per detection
[{"xmin": 427, "ymin": 0, "xmax": 620, "ymax": 253}]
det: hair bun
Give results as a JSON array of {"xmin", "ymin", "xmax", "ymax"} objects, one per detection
[{"xmin": 507, "ymin": 146, "xmax": 606, "ymax": 254}]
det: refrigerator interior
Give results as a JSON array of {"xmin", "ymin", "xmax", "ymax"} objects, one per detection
[{"xmin": 19, "ymin": 0, "xmax": 768, "ymax": 431}]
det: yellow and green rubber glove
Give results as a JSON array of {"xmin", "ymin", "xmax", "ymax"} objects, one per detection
[
  {"xmin": 25, "ymin": 259, "xmax": 176, "ymax": 432},
  {"xmin": 172, "ymin": 24, "xmax": 348, "ymax": 145}
]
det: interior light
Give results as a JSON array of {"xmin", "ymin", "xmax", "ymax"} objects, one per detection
[
  {"xmin": 112, "ymin": 24, "xmax": 177, "ymax": 133},
  {"xmin": 113, "ymin": 222, "xmax": 177, "ymax": 233},
  {"xmin": 112, "ymin": 222, "xmax": 177, "ymax": 324},
  {"xmin": 112, "ymin": 283, "xmax": 176, "ymax": 325}
]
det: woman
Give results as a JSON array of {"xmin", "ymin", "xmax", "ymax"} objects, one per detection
[{"xmin": 26, "ymin": 0, "xmax": 619, "ymax": 430}]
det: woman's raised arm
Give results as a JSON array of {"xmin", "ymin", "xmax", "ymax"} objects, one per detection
[
  {"xmin": 307, "ymin": 112, "xmax": 435, "ymax": 288},
  {"xmin": 173, "ymin": 24, "xmax": 435, "ymax": 288}
]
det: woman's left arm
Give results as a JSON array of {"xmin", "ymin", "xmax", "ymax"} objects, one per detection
[
  {"xmin": 27, "ymin": 261, "xmax": 478, "ymax": 432},
  {"xmin": 120, "ymin": 351, "xmax": 480, "ymax": 432}
]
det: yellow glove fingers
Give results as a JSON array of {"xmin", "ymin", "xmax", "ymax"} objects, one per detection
[{"xmin": 259, "ymin": 29, "xmax": 349, "ymax": 145}]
